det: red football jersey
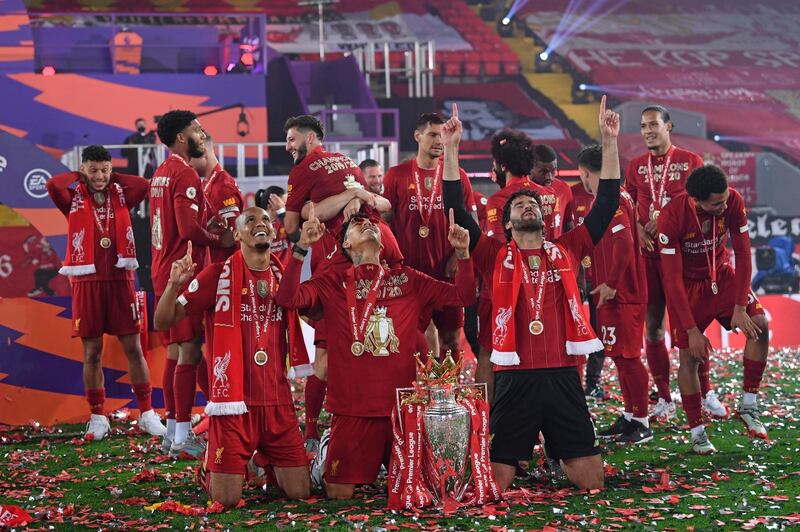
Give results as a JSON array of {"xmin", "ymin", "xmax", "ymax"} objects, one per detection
[
  {"xmin": 625, "ymin": 146, "xmax": 704, "ymax": 257},
  {"xmin": 571, "ymin": 182, "xmax": 594, "ymax": 226},
  {"xmin": 270, "ymin": 217, "xmax": 292, "ymax": 267},
  {"xmin": 590, "ymin": 191, "xmax": 647, "ymax": 305},
  {"xmin": 202, "ymin": 164, "xmax": 243, "ymax": 264},
  {"xmin": 285, "ymin": 146, "xmax": 403, "ymax": 272},
  {"xmin": 179, "ymin": 261, "xmax": 293, "ymax": 406},
  {"xmin": 149, "ymin": 154, "xmax": 215, "ymax": 295},
  {"xmin": 382, "ymin": 159, "xmax": 476, "ymax": 279},
  {"xmin": 472, "ymin": 225, "xmax": 594, "ymax": 370},
  {"xmin": 657, "ymin": 189, "xmax": 752, "ymax": 331},
  {"xmin": 485, "ymin": 177, "xmax": 573, "ymax": 242},
  {"xmin": 473, "ymin": 190, "xmax": 488, "ymax": 232},
  {"xmin": 277, "ymin": 259, "xmax": 475, "ymax": 417},
  {"xmin": 47, "ymin": 171, "xmax": 147, "ymax": 283}
]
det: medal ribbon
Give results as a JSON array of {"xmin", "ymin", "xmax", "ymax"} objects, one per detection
[
  {"xmin": 345, "ymin": 266, "xmax": 386, "ymax": 344},
  {"xmin": 692, "ymin": 203, "xmax": 717, "ymax": 289},
  {"xmin": 90, "ymin": 190, "xmax": 112, "ymax": 240},
  {"xmin": 245, "ymin": 267, "xmax": 275, "ymax": 351},
  {"xmin": 411, "ymin": 159, "xmax": 441, "ymax": 228},
  {"xmin": 646, "ymin": 145, "xmax": 674, "ymax": 212},
  {"xmin": 520, "ymin": 250, "xmax": 548, "ymax": 326}
]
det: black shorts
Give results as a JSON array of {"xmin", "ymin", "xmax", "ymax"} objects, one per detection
[{"xmin": 490, "ymin": 367, "xmax": 599, "ymax": 464}]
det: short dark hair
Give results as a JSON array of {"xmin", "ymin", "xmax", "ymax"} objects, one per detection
[
  {"xmin": 254, "ymin": 186, "xmax": 286, "ymax": 210},
  {"xmin": 284, "ymin": 115, "xmax": 324, "ymax": 140},
  {"xmin": 416, "ymin": 112, "xmax": 445, "ymax": 131},
  {"xmin": 340, "ymin": 212, "xmax": 371, "ymax": 259},
  {"xmin": 157, "ymin": 110, "xmax": 197, "ymax": 147},
  {"xmin": 686, "ymin": 164, "xmax": 728, "ymax": 201},
  {"xmin": 642, "ymin": 105, "xmax": 671, "ymax": 124},
  {"xmin": 502, "ymin": 189, "xmax": 542, "ymax": 241},
  {"xmin": 491, "ymin": 129, "xmax": 534, "ymax": 180},
  {"xmin": 533, "ymin": 144, "xmax": 557, "ymax": 164},
  {"xmin": 359, "ymin": 158, "xmax": 380, "ymax": 171},
  {"xmin": 81, "ymin": 145, "xmax": 112, "ymax": 163},
  {"xmin": 576, "ymin": 144, "xmax": 602, "ymax": 173},
  {"xmin": 135, "ymin": 117, "xmax": 145, "ymax": 124}
]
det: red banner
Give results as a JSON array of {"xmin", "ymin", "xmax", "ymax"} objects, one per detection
[
  {"xmin": 0, "ymin": 226, "xmax": 69, "ymax": 298},
  {"xmin": 704, "ymin": 152, "xmax": 758, "ymax": 204}
]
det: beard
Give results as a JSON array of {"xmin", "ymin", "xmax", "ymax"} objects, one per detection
[
  {"xmin": 188, "ymin": 136, "xmax": 205, "ymax": 159},
  {"xmin": 294, "ymin": 142, "xmax": 308, "ymax": 165},
  {"xmin": 492, "ymin": 164, "xmax": 506, "ymax": 188},
  {"xmin": 510, "ymin": 218, "xmax": 544, "ymax": 234},
  {"xmin": 254, "ymin": 242, "xmax": 271, "ymax": 252}
]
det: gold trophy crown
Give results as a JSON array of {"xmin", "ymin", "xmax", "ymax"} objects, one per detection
[{"xmin": 414, "ymin": 350, "xmax": 462, "ymax": 386}]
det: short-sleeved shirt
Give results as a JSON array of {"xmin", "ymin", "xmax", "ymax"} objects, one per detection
[
  {"xmin": 625, "ymin": 146, "xmax": 704, "ymax": 258},
  {"xmin": 202, "ymin": 164, "xmax": 243, "ymax": 264},
  {"xmin": 590, "ymin": 191, "xmax": 646, "ymax": 304},
  {"xmin": 382, "ymin": 159, "xmax": 476, "ymax": 279},
  {"xmin": 179, "ymin": 262, "xmax": 293, "ymax": 406},
  {"xmin": 472, "ymin": 226, "xmax": 594, "ymax": 370},
  {"xmin": 473, "ymin": 191, "xmax": 489, "ymax": 232},
  {"xmin": 149, "ymin": 153, "xmax": 207, "ymax": 294}
]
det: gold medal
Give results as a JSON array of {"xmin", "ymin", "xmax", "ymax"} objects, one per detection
[
  {"xmin": 351, "ymin": 341, "xmax": 365, "ymax": 356},
  {"xmin": 528, "ymin": 255, "xmax": 541, "ymax": 270},
  {"xmin": 529, "ymin": 320, "xmax": 544, "ymax": 335},
  {"xmin": 418, "ymin": 225, "xmax": 430, "ymax": 238},
  {"xmin": 581, "ymin": 256, "xmax": 592, "ymax": 268},
  {"xmin": 711, "ymin": 281, "xmax": 718, "ymax": 295},
  {"xmin": 100, "ymin": 236, "xmax": 112, "ymax": 249},
  {"xmin": 254, "ymin": 350, "xmax": 268, "ymax": 366}
]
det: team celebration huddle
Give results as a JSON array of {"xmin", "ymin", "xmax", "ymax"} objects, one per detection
[{"xmin": 48, "ymin": 95, "xmax": 771, "ymax": 508}]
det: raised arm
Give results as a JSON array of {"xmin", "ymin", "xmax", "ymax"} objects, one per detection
[
  {"xmin": 582, "ymin": 95, "xmax": 621, "ymax": 245},
  {"xmin": 275, "ymin": 203, "xmax": 327, "ymax": 311},
  {"xmin": 46, "ymin": 171, "xmax": 81, "ymax": 216},
  {"xmin": 153, "ymin": 242, "xmax": 196, "ymax": 330},
  {"xmin": 112, "ymin": 172, "xmax": 149, "ymax": 208}
]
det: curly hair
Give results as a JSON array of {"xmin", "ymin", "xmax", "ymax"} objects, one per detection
[
  {"xmin": 502, "ymin": 189, "xmax": 543, "ymax": 241},
  {"xmin": 686, "ymin": 164, "xmax": 728, "ymax": 201},
  {"xmin": 81, "ymin": 145, "xmax": 111, "ymax": 163},
  {"xmin": 156, "ymin": 110, "xmax": 197, "ymax": 147},
  {"xmin": 491, "ymin": 129, "xmax": 534, "ymax": 180},
  {"xmin": 284, "ymin": 115, "xmax": 325, "ymax": 140}
]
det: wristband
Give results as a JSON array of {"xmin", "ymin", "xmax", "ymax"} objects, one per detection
[
  {"xmin": 292, "ymin": 244, "xmax": 309, "ymax": 257},
  {"xmin": 276, "ymin": 207, "xmax": 286, "ymax": 215}
]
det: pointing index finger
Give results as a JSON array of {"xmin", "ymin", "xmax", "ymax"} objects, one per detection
[
  {"xmin": 449, "ymin": 208, "xmax": 455, "ymax": 227},
  {"xmin": 452, "ymin": 102, "xmax": 458, "ymax": 120},
  {"xmin": 308, "ymin": 201, "xmax": 316, "ymax": 221},
  {"xmin": 186, "ymin": 240, "xmax": 192, "ymax": 258},
  {"xmin": 600, "ymin": 94, "xmax": 607, "ymax": 118}
]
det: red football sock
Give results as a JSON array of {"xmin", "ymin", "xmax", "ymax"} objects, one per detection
[
  {"xmin": 681, "ymin": 392, "xmax": 704, "ymax": 429},
  {"xmin": 304, "ymin": 375, "xmax": 326, "ymax": 440},
  {"xmin": 196, "ymin": 358, "xmax": 210, "ymax": 400},
  {"xmin": 646, "ymin": 340, "xmax": 671, "ymax": 401},
  {"xmin": 615, "ymin": 359, "xmax": 633, "ymax": 413},
  {"xmin": 132, "ymin": 383, "xmax": 153, "ymax": 413},
  {"xmin": 86, "ymin": 388, "xmax": 106, "ymax": 415},
  {"xmin": 743, "ymin": 358, "xmax": 767, "ymax": 393},
  {"xmin": 174, "ymin": 363, "xmax": 198, "ymax": 423},
  {"xmin": 616, "ymin": 357, "xmax": 650, "ymax": 418},
  {"xmin": 699, "ymin": 359, "xmax": 711, "ymax": 396},
  {"xmin": 162, "ymin": 358, "xmax": 177, "ymax": 420}
]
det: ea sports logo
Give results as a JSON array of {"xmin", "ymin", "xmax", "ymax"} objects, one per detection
[{"xmin": 23, "ymin": 168, "xmax": 52, "ymax": 198}]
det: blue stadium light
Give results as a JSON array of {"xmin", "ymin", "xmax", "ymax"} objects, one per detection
[
  {"xmin": 502, "ymin": 0, "xmax": 530, "ymax": 26},
  {"xmin": 539, "ymin": 51, "xmax": 549, "ymax": 61},
  {"xmin": 502, "ymin": 17, "xmax": 511, "ymax": 25},
  {"xmin": 579, "ymin": 83, "xmax": 587, "ymax": 91},
  {"xmin": 713, "ymin": 135, "xmax": 721, "ymax": 142}
]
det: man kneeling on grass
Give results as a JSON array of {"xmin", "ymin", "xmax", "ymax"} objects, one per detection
[{"xmin": 155, "ymin": 207, "xmax": 312, "ymax": 507}]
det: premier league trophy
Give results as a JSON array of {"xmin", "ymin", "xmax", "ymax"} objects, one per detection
[{"xmin": 387, "ymin": 353, "xmax": 501, "ymax": 511}]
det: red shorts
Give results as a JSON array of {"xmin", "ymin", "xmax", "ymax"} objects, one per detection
[
  {"xmin": 670, "ymin": 267, "xmax": 765, "ymax": 349},
  {"xmin": 204, "ymin": 405, "xmax": 307, "ymax": 475},
  {"xmin": 595, "ymin": 303, "xmax": 645, "ymax": 358},
  {"xmin": 643, "ymin": 255, "xmax": 665, "ymax": 307},
  {"xmin": 72, "ymin": 280, "xmax": 139, "ymax": 338},
  {"xmin": 156, "ymin": 294, "xmax": 203, "ymax": 345},
  {"xmin": 325, "ymin": 414, "xmax": 392, "ymax": 485}
]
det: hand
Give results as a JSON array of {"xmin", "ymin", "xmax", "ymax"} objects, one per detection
[
  {"xmin": 644, "ymin": 218, "xmax": 658, "ymax": 238},
  {"xmin": 598, "ymin": 95, "xmax": 620, "ymax": 140},
  {"xmin": 441, "ymin": 102, "xmax": 462, "ymax": 148},
  {"xmin": 206, "ymin": 214, "xmax": 227, "ymax": 234},
  {"xmin": 220, "ymin": 229, "xmax": 235, "ymax": 248},
  {"xmin": 267, "ymin": 193, "xmax": 285, "ymax": 212},
  {"xmin": 590, "ymin": 283, "xmax": 617, "ymax": 308},
  {"xmin": 342, "ymin": 198, "xmax": 363, "ymax": 222},
  {"xmin": 447, "ymin": 208, "xmax": 470, "ymax": 255},
  {"xmin": 354, "ymin": 188, "xmax": 377, "ymax": 208},
  {"xmin": 169, "ymin": 241, "xmax": 196, "ymax": 286},
  {"xmin": 686, "ymin": 327, "xmax": 712, "ymax": 362},
  {"xmin": 637, "ymin": 222, "xmax": 655, "ymax": 252},
  {"xmin": 730, "ymin": 306, "xmax": 762, "ymax": 340},
  {"xmin": 444, "ymin": 252, "xmax": 458, "ymax": 279},
  {"xmin": 299, "ymin": 202, "xmax": 325, "ymax": 247}
]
